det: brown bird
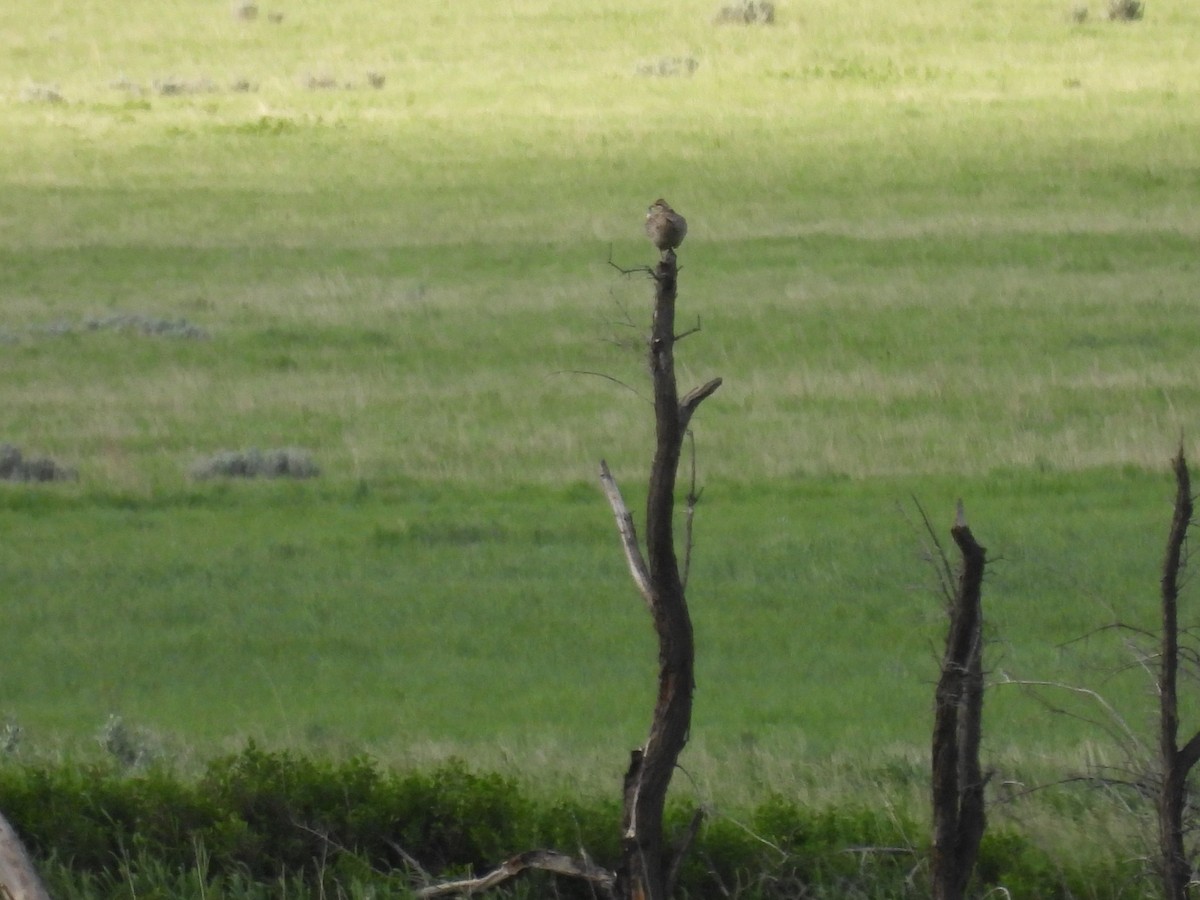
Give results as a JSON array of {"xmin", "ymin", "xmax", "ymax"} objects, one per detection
[{"xmin": 644, "ymin": 199, "xmax": 687, "ymax": 253}]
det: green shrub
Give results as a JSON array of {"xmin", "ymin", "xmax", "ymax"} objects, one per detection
[
  {"xmin": 200, "ymin": 743, "xmax": 530, "ymax": 876},
  {"xmin": 0, "ymin": 763, "xmax": 219, "ymax": 872},
  {"xmin": 974, "ymin": 827, "xmax": 1140, "ymax": 899},
  {"xmin": 0, "ymin": 749, "xmax": 1158, "ymax": 898}
]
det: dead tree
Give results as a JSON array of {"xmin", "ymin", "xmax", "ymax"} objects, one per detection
[
  {"xmin": 930, "ymin": 501, "xmax": 988, "ymax": 900},
  {"xmin": 418, "ymin": 241, "xmax": 719, "ymax": 900},
  {"xmin": 0, "ymin": 809, "xmax": 53, "ymax": 900},
  {"xmin": 599, "ymin": 245, "xmax": 720, "ymax": 900},
  {"xmin": 1157, "ymin": 447, "xmax": 1198, "ymax": 900}
]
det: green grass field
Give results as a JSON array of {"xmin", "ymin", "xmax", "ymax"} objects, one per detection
[{"xmin": 2, "ymin": 0, "xmax": 1200, "ymax": 822}]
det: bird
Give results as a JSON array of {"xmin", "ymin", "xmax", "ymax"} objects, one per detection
[{"xmin": 645, "ymin": 199, "xmax": 687, "ymax": 253}]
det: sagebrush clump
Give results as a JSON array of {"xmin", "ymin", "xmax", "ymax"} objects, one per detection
[
  {"xmin": 714, "ymin": 0, "xmax": 776, "ymax": 24},
  {"xmin": 190, "ymin": 448, "xmax": 319, "ymax": 480},
  {"xmin": 1107, "ymin": 0, "xmax": 1143, "ymax": 20},
  {"xmin": 0, "ymin": 444, "xmax": 76, "ymax": 483}
]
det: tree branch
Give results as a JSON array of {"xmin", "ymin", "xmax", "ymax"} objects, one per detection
[
  {"xmin": 607, "ymin": 244, "xmax": 654, "ymax": 278},
  {"xmin": 990, "ymin": 674, "xmax": 1146, "ymax": 755},
  {"xmin": 415, "ymin": 850, "xmax": 615, "ymax": 899},
  {"xmin": 599, "ymin": 459, "xmax": 653, "ymax": 607},
  {"xmin": 0, "ymin": 810, "xmax": 52, "ymax": 900},
  {"xmin": 675, "ymin": 317, "xmax": 703, "ymax": 342},
  {"xmin": 679, "ymin": 377, "xmax": 722, "ymax": 431}
]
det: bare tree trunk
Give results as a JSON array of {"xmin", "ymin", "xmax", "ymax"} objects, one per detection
[
  {"xmin": 1158, "ymin": 447, "xmax": 1199, "ymax": 900},
  {"xmin": 601, "ymin": 248, "xmax": 720, "ymax": 900},
  {"xmin": 0, "ymin": 810, "xmax": 52, "ymax": 900},
  {"xmin": 417, "ymin": 239, "xmax": 717, "ymax": 900},
  {"xmin": 930, "ymin": 502, "xmax": 988, "ymax": 900}
]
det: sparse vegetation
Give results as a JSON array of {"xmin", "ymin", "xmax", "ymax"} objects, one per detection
[
  {"xmin": 0, "ymin": 314, "xmax": 208, "ymax": 342},
  {"xmin": 1108, "ymin": 0, "xmax": 1144, "ymax": 19},
  {"xmin": 190, "ymin": 448, "xmax": 319, "ymax": 480},
  {"xmin": 18, "ymin": 83, "xmax": 63, "ymax": 104},
  {"xmin": 0, "ymin": 445, "xmax": 75, "ymax": 483},
  {"xmin": 153, "ymin": 76, "xmax": 218, "ymax": 96},
  {"xmin": 0, "ymin": 746, "xmax": 1140, "ymax": 898},
  {"xmin": 713, "ymin": 1, "xmax": 776, "ymax": 25},
  {"xmin": 635, "ymin": 56, "xmax": 700, "ymax": 77},
  {"xmin": 97, "ymin": 715, "xmax": 162, "ymax": 772},
  {"xmin": 301, "ymin": 72, "xmax": 339, "ymax": 90},
  {"xmin": 0, "ymin": 720, "xmax": 20, "ymax": 755}
]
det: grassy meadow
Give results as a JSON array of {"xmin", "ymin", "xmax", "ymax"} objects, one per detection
[{"xmin": 2, "ymin": 0, "xmax": 1200, "ymax": 841}]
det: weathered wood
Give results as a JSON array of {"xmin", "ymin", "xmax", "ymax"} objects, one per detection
[
  {"xmin": 599, "ymin": 459, "xmax": 653, "ymax": 608},
  {"xmin": 930, "ymin": 501, "xmax": 987, "ymax": 900},
  {"xmin": 1158, "ymin": 447, "xmax": 1196, "ymax": 900},
  {"xmin": 415, "ymin": 849, "xmax": 614, "ymax": 899},
  {"xmin": 417, "ymin": 219, "xmax": 719, "ymax": 900},
  {"xmin": 612, "ymin": 247, "xmax": 719, "ymax": 900},
  {"xmin": 0, "ymin": 810, "xmax": 52, "ymax": 900}
]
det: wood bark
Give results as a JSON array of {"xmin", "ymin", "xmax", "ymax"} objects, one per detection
[
  {"xmin": 416, "ymin": 242, "xmax": 719, "ymax": 900},
  {"xmin": 930, "ymin": 502, "xmax": 988, "ymax": 900},
  {"xmin": 602, "ymin": 248, "xmax": 720, "ymax": 900},
  {"xmin": 0, "ymin": 810, "xmax": 52, "ymax": 900},
  {"xmin": 415, "ymin": 850, "xmax": 614, "ymax": 898},
  {"xmin": 1158, "ymin": 447, "xmax": 1199, "ymax": 900}
]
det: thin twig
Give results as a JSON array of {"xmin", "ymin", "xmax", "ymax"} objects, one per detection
[
  {"xmin": 906, "ymin": 496, "xmax": 956, "ymax": 604},
  {"xmin": 675, "ymin": 317, "xmax": 703, "ymax": 342},
  {"xmin": 991, "ymin": 673, "xmax": 1146, "ymax": 755},
  {"xmin": 666, "ymin": 808, "xmax": 706, "ymax": 897},
  {"xmin": 1057, "ymin": 621, "xmax": 1158, "ymax": 649},
  {"xmin": 554, "ymin": 369, "xmax": 650, "ymax": 403},
  {"xmin": 607, "ymin": 244, "xmax": 653, "ymax": 277},
  {"xmin": 386, "ymin": 841, "xmax": 434, "ymax": 888}
]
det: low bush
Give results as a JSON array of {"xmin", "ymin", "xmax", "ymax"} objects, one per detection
[
  {"xmin": 190, "ymin": 448, "xmax": 319, "ymax": 480},
  {"xmin": 0, "ymin": 745, "xmax": 1147, "ymax": 898},
  {"xmin": 1107, "ymin": 0, "xmax": 1144, "ymax": 19},
  {"xmin": 0, "ymin": 444, "xmax": 76, "ymax": 483}
]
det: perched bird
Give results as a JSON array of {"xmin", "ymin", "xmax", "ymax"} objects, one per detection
[{"xmin": 645, "ymin": 199, "xmax": 687, "ymax": 253}]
